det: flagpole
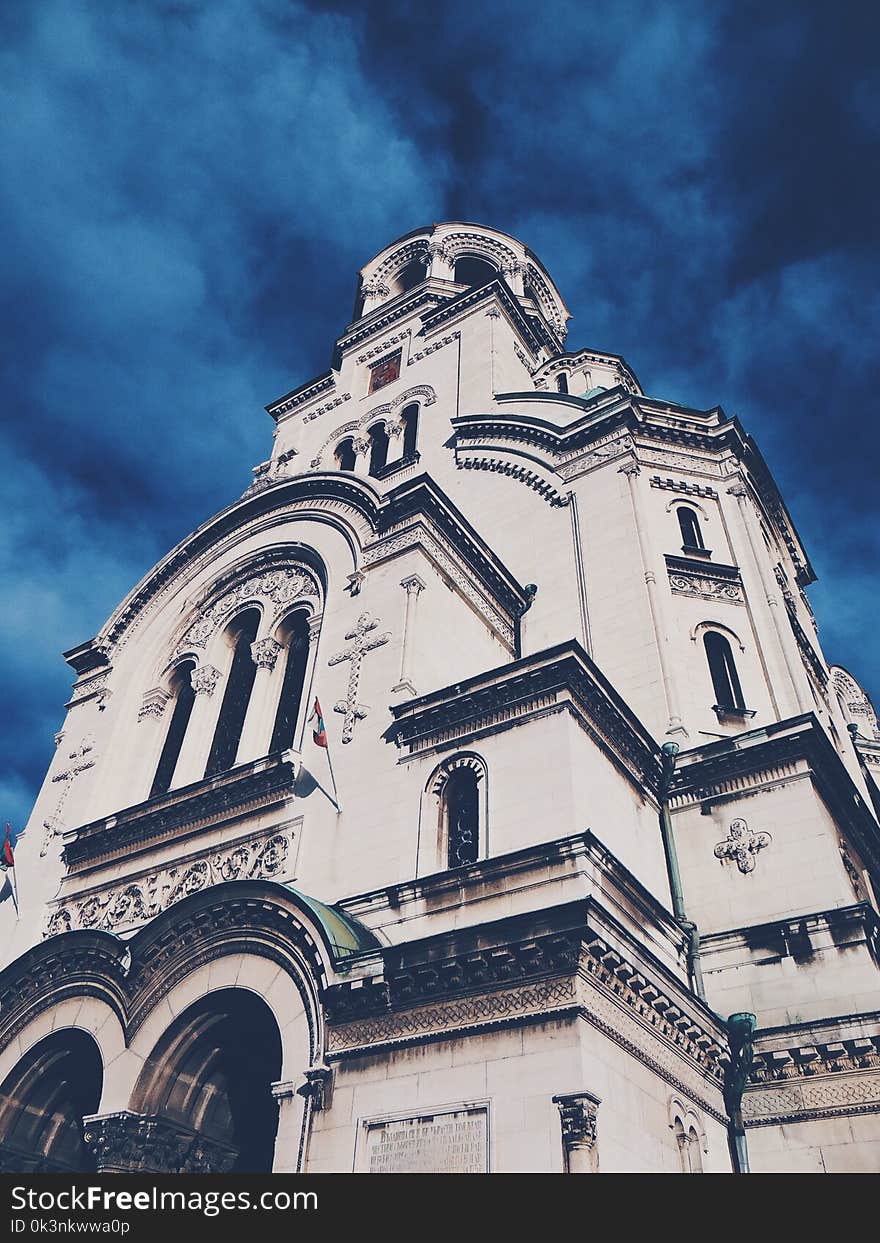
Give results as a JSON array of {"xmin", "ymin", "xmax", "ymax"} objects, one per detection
[{"xmin": 324, "ymin": 741, "xmax": 341, "ymax": 812}]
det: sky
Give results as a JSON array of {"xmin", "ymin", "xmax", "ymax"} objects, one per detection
[{"xmin": 1, "ymin": 0, "xmax": 878, "ymax": 830}]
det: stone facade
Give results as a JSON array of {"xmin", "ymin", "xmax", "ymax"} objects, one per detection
[{"xmin": 1, "ymin": 221, "xmax": 878, "ymax": 1174}]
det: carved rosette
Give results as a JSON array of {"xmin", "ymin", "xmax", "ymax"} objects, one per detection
[{"xmin": 714, "ymin": 818, "xmax": 772, "ymax": 874}]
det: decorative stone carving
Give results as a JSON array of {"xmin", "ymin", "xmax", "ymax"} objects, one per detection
[
  {"xmin": 190, "ymin": 664, "xmax": 222, "ymax": 696},
  {"xmin": 178, "ymin": 566, "xmax": 320, "ymax": 655},
  {"xmin": 553, "ymin": 1091, "xmax": 601, "ymax": 1172},
  {"xmin": 296, "ymin": 1065, "xmax": 333, "ymax": 1112},
  {"xmin": 83, "ymin": 1111, "xmax": 237, "ymax": 1174},
  {"xmin": 714, "ymin": 818, "xmax": 772, "ymax": 874},
  {"xmin": 302, "ymin": 392, "xmax": 352, "ymax": 425},
  {"xmin": 667, "ymin": 559, "xmax": 745, "ymax": 605},
  {"xmin": 41, "ymin": 737, "xmax": 97, "ymax": 857},
  {"xmin": 328, "ymin": 612, "xmax": 391, "ymax": 742},
  {"xmin": 46, "ymin": 826, "xmax": 297, "ymax": 936},
  {"xmin": 138, "ymin": 686, "xmax": 171, "ymax": 720},
  {"xmin": 250, "ymin": 637, "xmax": 282, "ymax": 670}
]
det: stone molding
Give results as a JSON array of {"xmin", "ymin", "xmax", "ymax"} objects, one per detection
[
  {"xmin": 266, "ymin": 371, "xmax": 334, "ymax": 421},
  {"xmin": 176, "ymin": 564, "xmax": 321, "ymax": 657},
  {"xmin": 744, "ymin": 1027, "xmax": 880, "ymax": 1126},
  {"xmin": 63, "ymin": 754, "xmax": 300, "ymax": 869},
  {"xmin": 455, "ymin": 451, "xmax": 570, "ymax": 508},
  {"xmin": 46, "ymin": 823, "xmax": 299, "ymax": 937},
  {"xmin": 387, "ymin": 642, "xmax": 662, "ymax": 795}
]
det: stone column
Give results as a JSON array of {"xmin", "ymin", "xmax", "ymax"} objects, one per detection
[
  {"xmin": 385, "ymin": 416, "xmax": 406, "ymax": 467},
  {"xmin": 392, "ymin": 574, "xmax": 426, "ymax": 696},
  {"xmin": 236, "ymin": 636, "xmax": 283, "ymax": 764},
  {"xmin": 170, "ymin": 663, "xmax": 223, "ymax": 787},
  {"xmin": 360, "ymin": 279, "xmax": 389, "ymax": 315},
  {"xmin": 619, "ymin": 459, "xmax": 687, "ymax": 739},
  {"xmin": 353, "ymin": 436, "xmax": 372, "ymax": 478},
  {"xmin": 553, "ymin": 1091, "xmax": 601, "ymax": 1173},
  {"xmin": 727, "ymin": 481, "xmax": 810, "ymax": 717}
]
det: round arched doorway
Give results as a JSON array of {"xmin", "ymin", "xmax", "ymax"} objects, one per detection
[
  {"xmin": 132, "ymin": 987, "xmax": 283, "ymax": 1172},
  {"xmin": 0, "ymin": 1029, "xmax": 103, "ymax": 1173}
]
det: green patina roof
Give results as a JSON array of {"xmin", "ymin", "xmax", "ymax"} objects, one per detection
[{"xmin": 284, "ymin": 886, "xmax": 381, "ymax": 961}]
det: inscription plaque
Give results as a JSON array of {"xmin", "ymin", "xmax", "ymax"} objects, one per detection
[{"xmin": 362, "ymin": 1105, "xmax": 489, "ymax": 1174}]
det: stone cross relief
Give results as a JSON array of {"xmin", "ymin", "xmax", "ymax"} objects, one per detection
[
  {"xmin": 327, "ymin": 612, "xmax": 391, "ymax": 743},
  {"xmin": 40, "ymin": 737, "xmax": 96, "ymax": 857},
  {"xmin": 713, "ymin": 817, "xmax": 772, "ymax": 875}
]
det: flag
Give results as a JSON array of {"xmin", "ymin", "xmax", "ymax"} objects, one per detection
[
  {"xmin": 1, "ymin": 824, "xmax": 17, "ymax": 912},
  {"xmin": 310, "ymin": 697, "xmax": 328, "ymax": 749},
  {"xmin": 1, "ymin": 823, "xmax": 13, "ymax": 870}
]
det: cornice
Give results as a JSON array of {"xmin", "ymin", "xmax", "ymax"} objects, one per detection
[
  {"xmin": 672, "ymin": 714, "xmax": 880, "ymax": 881},
  {"xmin": 420, "ymin": 277, "xmax": 562, "ymax": 355},
  {"xmin": 379, "ymin": 474, "xmax": 528, "ymax": 623},
  {"xmin": 64, "ymin": 754, "xmax": 300, "ymax": 870},
  {"xmin": 386, "ymin": 640, "xmax": 662, "ymax": 795},
  {"xmin": 265, "ymin": 370, "xmax": 335, "ymax": 421}
]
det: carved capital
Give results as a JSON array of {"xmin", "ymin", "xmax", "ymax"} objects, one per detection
[
  {"xmin": 296, "ymin": 1065, "xmax": 333, "ymax": 1112},
  {"xmin": 251, "ymin": 637, "xmax": 282, "ymax": 670},
  {"xmin": 618, "ymin": 460, "xmax": 641, "ymax": 478},
  {"xmin": 727, "ymin": 481, "xmax": 749, "ymax": 499},
  {"xmin": 82, "ymin": 1111, "xmax": 237, "ymax": 1175},
  {"xmin": 190, "ymin": 664, "xmax": 222, "ymax": 696},
  {"xmin": 553, "ymin": 1091, "xmax": 601, "ymax": 1171},
  {"xmin": 401, "ymin": 574, "xmax": 427, "ymax": 597},
  {"xmin": 353, "ymin": 437, "xmax": 370, "ymax": 456}
]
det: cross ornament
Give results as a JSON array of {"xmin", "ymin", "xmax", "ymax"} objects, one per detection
[
  {"xmin": 327, "ymin": 612, "xmax": 391, "ymax": 743},
  {"xmin": 714, "ymin": 818, "xmax": 772, "ymax": 874}
]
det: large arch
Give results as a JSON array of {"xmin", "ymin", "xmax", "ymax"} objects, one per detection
[{"xmin": 0, "ymin": 1028, "xmax": 103, "ymax": 1172}]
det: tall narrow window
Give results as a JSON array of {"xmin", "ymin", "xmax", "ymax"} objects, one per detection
[
  {"xmin": 150, "ymin": 661, "xmax": 196, "ymax": 797},
  {"xmin": 401, "ymin": 404, "xmax": 419, "ymax": 458},
  {"xmin": 678, "ymin": 506, "xmax": 706, "ymax": 552},
  {"xmin": 444, "ymin": 768, "xmax": 480, "ymax": 868},
  {"xmin": 368, "ymin": 422, "xmax": 389, "ymax": 476},
  {"xmin": 205, "ymin": 610, "xmax": 260, "ymax": 778},
  {"xmin": 556, "ymin": 372, "xmax": 569, "ymax": 394},
  {"xmin": 269, "ymin": 612, "xmax": 311, "ymax": 753},
  {"xmin": 703, "ymin": 631, "xmax": 745, "ymax": 712},
  {"xmin": 335, "ymin": 438, "xmax": 356, "ymax": 471}
]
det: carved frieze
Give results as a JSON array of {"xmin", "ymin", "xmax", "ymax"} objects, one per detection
[
  {"xmin": 177, "ymin": 566, "xmax": 320, "ymax": 656},
  {"xmin": 666, "ymin": 556, "xmax": 745, "ymax": 605},
  {"xmin": 83, "ymin": 1112, "xmax": 237, "ymax": 1174},
  {"xmin": 47, "ymin": 825, "xmax": 298, "ymax": 936}
]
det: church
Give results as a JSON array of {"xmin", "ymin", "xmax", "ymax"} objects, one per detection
[{"xmin": 1, "ymin": 222, "xmax": 879, "ymax": 1174}]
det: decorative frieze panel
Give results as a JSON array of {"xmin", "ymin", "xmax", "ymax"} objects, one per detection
[
  {"xmin": 83, "ymin": 1111, "xmax": 237, "ymax": 1174},
  {"xmin": 745, "ymin": 1039, "xmax": 880, "ymax": 1127},
  {"xmin": 650, "ymin": 477, "xmax": 719, "ymax": 498},
  {"xmin": 66, "ymin": 670, "xmax": 111, "ymax": 710},
  {"xmin": 46, "ymin": 824, "xmax": 298, "ymax": 937},
  {"xmin": 665, "ymin": 555, "xmax": 744, "ymax": 604},
  {"xmin": 408, "ymin": 331, "xmax": 460, "ymax": 364}
]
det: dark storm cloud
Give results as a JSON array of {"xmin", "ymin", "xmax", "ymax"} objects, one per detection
[{"xmin": 1, "ymin": 0, "xmax": 877, "ymax": 827}]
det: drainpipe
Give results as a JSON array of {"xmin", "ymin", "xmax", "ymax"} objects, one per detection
[
  {"xmin": 658, "ymin": 741, "xmax": 706, "ymax": 1002},
  {"xmin": 723, "ymin": 1012, "xmax": 756, "ymax": 1174},
  {"xmin": 515, "ymin": 583, "xmax": 538, "ymax": 659}
]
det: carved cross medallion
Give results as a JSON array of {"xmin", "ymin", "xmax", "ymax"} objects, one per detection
[
  {"xmin": 714, "ymin": 817, "xmax": 772, "ymax": 874},
  {"xmin": 327, "ymin": 612, "xmax": 390, "ymax": 742}
]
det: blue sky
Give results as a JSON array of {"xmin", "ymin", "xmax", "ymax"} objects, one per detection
[{"xmin": 2, "ymin": 0, "xmax": 878, "ymax": 829}]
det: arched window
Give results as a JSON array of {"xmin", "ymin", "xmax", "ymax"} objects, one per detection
[
  {"xmin": 269, "ymin": 611, "xmax": 311, "ymax": 753},
  {"xmin": 368, "ymin": 422, "xmax": 389, "ymax": 476},
  {"xmin": 703, "ymin": 631, "xmax": 746, "ymax": 712},
  {"xmin": 205, "ymin": 609, "xmax": 261, "ymax": 778},
  {"xmin": 555, "ymin": 372, "xmax": 569, "ymax": 394},
  {"xmin": 677, "ymin": 506, "xmax": 706, "ymax": 552},
  {"xmin": 401, "ymin": 403, "xmax": 419, "ymax": 459},
  {"xmin": 453, "ymin": 256, "xmax": 497, "ymax": 288},
  {"xmin": 389, "ymin": 257, "xmax": 426, "ymax": 297},
  {"xmin": 444, "ymin": 767, "xmax": 480, "ymax": 868},
  {"xmin": 671, "ymin": 1108, "xmax": 705, "ymax": 1173},
  {"xmin": 150, "ymin": 660, "xmax": 196, "ymax": 797},
  {"xmin": 335, "ymin": 438, "xmax": 357, "ymax": 472}
]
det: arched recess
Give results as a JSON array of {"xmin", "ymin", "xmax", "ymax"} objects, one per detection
[
  {"xmin": 130, "ymin": 988, "xmax": 283, "ymax": 1173},
  {"xmin": 420, "ymin": 753, "xmax": 489, "ymax": 875},
  {"xmin": 0, "ymin": 1029, "xmax": 103, "ymax": 1172}
]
